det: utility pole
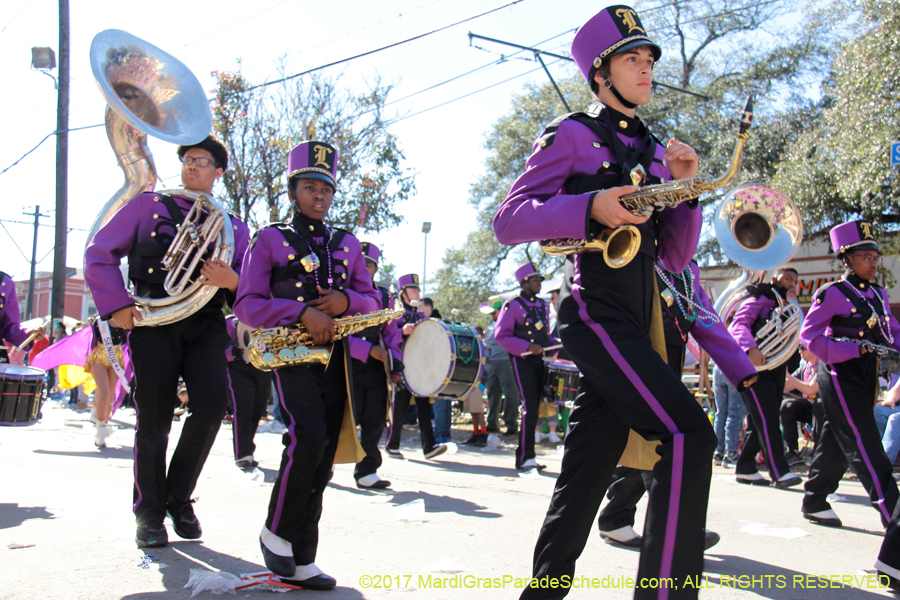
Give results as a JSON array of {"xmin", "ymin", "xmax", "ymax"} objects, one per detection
[
  {"xmin": 51, "ymin": 0, "xmax": 70, "ymax": 321},
  {"xmin": 24, "ymin": 206, "xmax": 48, "ymax": 320}
]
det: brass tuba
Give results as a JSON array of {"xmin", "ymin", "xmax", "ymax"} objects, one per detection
[
  {"xmin": 86, "ymin": 29, "xmax": 233, "ymax": 327},
  {"xmin": 712, "ymin": 184, "xmax": 804, "ymax": 371},
  {"xmin": 540, "ymin": 98, "xmax": 755, "ymax": 267}
]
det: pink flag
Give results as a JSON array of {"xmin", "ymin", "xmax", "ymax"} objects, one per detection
[{"xmin": 31, "ymin": 326, "xmax": 93, "ymax": 371}]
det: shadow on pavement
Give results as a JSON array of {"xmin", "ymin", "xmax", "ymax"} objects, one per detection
[
  {"xmin": 0, "ymin": 503, "xmax": 56, "ymax": 529},
  {"xmin": 703, "ymin": 554, "xmax": 888, "ymax": 598},
  {"xmin": 329, "ymin": 482, "xmax": 502, "ymax": 518},
  {"xmin": 120, "ymin": 542, "xmax": 367, "ymax": 599},
  {"xmin": 33, "ymin": 447, "xmax": 134, "ymax": 460}
]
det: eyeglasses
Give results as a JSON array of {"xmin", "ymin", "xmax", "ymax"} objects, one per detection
[
  {"xmin": 851, "ymin": 254, "xmax": 881, "ymax": 265},
  {"xmin": 181, "ymin": 156, "xmax": 218, "ymax": 168}
]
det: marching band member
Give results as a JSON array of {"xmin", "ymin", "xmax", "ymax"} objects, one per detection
[
  {"xmin": 0, "ymin": 272, "xmax": 33, "ymax": 362},
  {"xmin": 597, "ymin": 260, "xmax": 757, "ymax": 548},
  {"xmin": 493, "ymin": 5, "xmax": 715, "ymax": 597},
  {"xmin": 384, "ymin": 274, "xmax": 447, "ymax": 460},
  {"xmin": 348, "ymin": 242, "xmax": 403, "ymax": 489},
  {"xmin": 84, "ymin": 134, "xmax": 250, "ymax": 548},
  {"xmin": 494, "ymin": 262, "xmax": 558, "ymax": 470},
  {"xmin": 800, "ymin": 220, "xmax": 900, "ymax": 530},
  {"xmin": 727, "ymin": 267, "xmax": 802, "ymax": 488},
  {"xmin": 233, "ymin": 140, "xmax": 379, "ymax": 590},
  {"xmin": 225, "ymin": 314, "xmax": 274, "ymax": 472}
]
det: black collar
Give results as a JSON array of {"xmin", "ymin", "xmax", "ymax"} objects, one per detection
[
  {"xmin": 604, "ymin": 106, "xmax": 644, "ymax": 138},
  {"xmin": 291, "ymin": 211, "xmax": 328, "ymax": 238},
  {"xmin": 845, "ymin": 273, "xmax": 872, "ymax": 291},
  {"xmin": 519, "ymin": 290, "xmax": 538, "ymax": 302}
]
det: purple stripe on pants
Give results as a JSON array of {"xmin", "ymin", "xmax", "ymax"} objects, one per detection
[
  {"xmin": 571, "ymin": 258, "xmax": 681, "ymax": 600},
  {"xmin": 509, "ymin": 356, "xmax": 529, "ymax": 465},
  {"xmin": 659, "ymin": 435, "xmax": 684, "ymax": 600},
  {"xmin": 226, "ymin": 367, "xmax": 239, "ymax": 460},
  {"xmin": 745, "ymin": 387, "xmax": 782, "ymax": 480},
  {"xmin": 270, "ymin": 370, "xmax": 298, "ymax": 532},
  {"xmin": 830, "ymin": 367, "xmax": 891, "ymax": 522},
  {"xmin": 132, "ymin": 394, "xmax": 142, "ymax": 513}
]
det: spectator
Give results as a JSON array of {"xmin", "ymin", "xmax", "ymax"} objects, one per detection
[
  {"xmin": 712, "ymin": 364, "xmax": 746, "ymax": 467},
  {"xmin": 480, "ymin": 299, "xmax": 520, "ymax": 435},
  {"xmin": 780, "ymin": 346, "xmax": 819, "ymax": 466}
]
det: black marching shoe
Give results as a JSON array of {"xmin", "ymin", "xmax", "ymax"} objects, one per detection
[
  {"xmin": 474, "ymin": 433, "xmax": 488, "ymax": 448},
  {"xmin": 461, "ymin": 433, "xmax": 480, "ymax": 446},
  {"xmin": 283, "ymin": 573, "xmax": 337, "ymax": 590},
  {"xmin": 260, "ymin": 537, "xmax": 296, "ymax": 577},
  {"xmin": 356, "ymin": 474, "xmax": 391, "ymax": 489},
  {"xmin": 136, "ymin": 519, "xmax": 168, "ymax": 548},
  {"xmin": 167, "ymin": 496, "xmax": 202, "ymax": 540}
]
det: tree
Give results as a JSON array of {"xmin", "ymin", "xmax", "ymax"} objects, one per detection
[
  {"xmin": 774, "ymin": 0, "xmax": 900, "ymax": 245},
  {"xmin": 211, "ymin": 69, "xmax": 416, "ymax": 234},
  {"xmin": 433, "ymin": 0, "xmax": 835, "ymax": 317}
]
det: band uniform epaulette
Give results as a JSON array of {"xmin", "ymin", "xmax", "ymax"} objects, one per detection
[
  {"xmin": 249, "ymin": 221, "xmax": 288, "ymax": 251},
  {"xmin": 535, "ymin": 112, "xmax": 583, "ymax": 151},
  {"xmin": 813, "ymin": 280, "xmax": 841, "ymax": 305}
]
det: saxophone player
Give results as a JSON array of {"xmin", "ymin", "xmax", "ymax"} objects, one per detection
[
  {"xmin": 800, "ymin": 220, "xmax": 900, "ymax": 534},
  {"xmin": 493, "ymin": 5, "xmax": 714, "ymax": 598},
  {"xmin": 726, "ymin": 267, "xmax": 803, "ymax": 488},
  {"xmin": 233, "ymin": 141, "xmax": 380, "ymax": 590},
  {"xmin": 84, "ymin": 135, "xmax": 251, "ymax": 548}
]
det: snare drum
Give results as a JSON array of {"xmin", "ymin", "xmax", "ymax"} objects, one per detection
[
  {"xmin": 401, "ymin": 319, "xmax": 485, "ymax": 399},
  {"xmin": 542, "ymin": 359, "xmax": 579, "ymax": 405},
  {"xmin": 0, "ymin": 364, "xmax": 46, "ymax": 426}
]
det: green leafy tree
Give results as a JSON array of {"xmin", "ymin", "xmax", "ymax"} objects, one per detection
[
  {"xmin": 774, "ymin": 0, "xmax": 900, "ymax": 247},
  {"xmin": 211, "ymin": 69, "xmax": 416, "ymax": 233}
]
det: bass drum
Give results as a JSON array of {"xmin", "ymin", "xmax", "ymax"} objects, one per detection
[
  {"xmin": 402, "ymin": 319, "xmax": 484, "ymax": 399},
  {"xmin": 0, "ymin": 364, "xmax": 46, "ymax": 426}
]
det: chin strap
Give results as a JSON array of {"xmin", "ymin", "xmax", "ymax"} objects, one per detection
[{"xmin": 604, "ymin": 77, "xmax": 638, "ymax": 110}]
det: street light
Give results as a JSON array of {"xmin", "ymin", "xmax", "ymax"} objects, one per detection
[
  {"xmin": 422, "ymin": 222, "xmax": 432, "ymax": 295},
  {"xmin": 31, "ymin": 46, "xmax": 58, "ymax": 88}
]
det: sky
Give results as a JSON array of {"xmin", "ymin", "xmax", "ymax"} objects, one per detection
[
  {"xmin": 0, "ymin": 0, "xmax": 811, "ymax": 300},
  {"xmin": 0, "ymin": 0, "xmax": 601, "ymax": 293}
]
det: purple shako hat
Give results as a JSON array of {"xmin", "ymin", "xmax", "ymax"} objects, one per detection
[
  {"xmin": 287, "ymin": 141, "xmax": 338, "ymax": 189},
  {"xmin": 360, "ymin": 242, "xmax": 380, "ymax": 265},
  {"xmin": 571, "ymin": 5, "xmax": 662, "ymax": 84},
  {"xmin": 398, "ymin": 273, "xmax": 420, "ymax": 290},
  {"xmin": 830, "ymin": 220, "xmax": 879, "ymax": 255},
  {"xmin": 516, "ymin": 262, "xmax": 543, "ymax": 283}
]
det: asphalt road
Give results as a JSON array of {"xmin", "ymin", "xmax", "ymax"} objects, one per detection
[{"xmin": 1, "ymin": 403, "xmax": 895, "ymax": 600}]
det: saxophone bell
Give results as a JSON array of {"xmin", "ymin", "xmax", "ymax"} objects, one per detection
[{"xmin": 539, "ymin": 225, "xmax": 641, "ymax": 269}]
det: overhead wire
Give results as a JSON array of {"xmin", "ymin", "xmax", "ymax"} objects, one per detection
[
  {"xmin": 0, "ymin": 0, "xmax": 31, "ymax": 34},
  {"xmin": 245, "ymin": 0, "xmax": 527, "ymax": 92},
  {"xmin": 0, "ymin": 123, "xmax": 103, "ymax": 178}
]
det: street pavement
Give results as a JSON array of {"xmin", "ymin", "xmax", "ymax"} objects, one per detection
[{"xmin": 1, "ymin": 402, "xmax": 896, "ymax": 600}]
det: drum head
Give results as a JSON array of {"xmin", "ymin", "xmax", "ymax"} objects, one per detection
[
  {"xmin": 402, "ymin": 319, "xmax": 452, "ymax": 397},
  {"xmin": 0, "ymin": 364, "xmax": 46, "ymax": 380}
]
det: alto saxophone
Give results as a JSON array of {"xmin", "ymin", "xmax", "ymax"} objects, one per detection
[
  {"xmin": 247, "ymin": 305, "xmax": 403, "ymax": 371},
  {"xmin": 540, "ymin": 97, "xmax": 754, "ymax": 268}
]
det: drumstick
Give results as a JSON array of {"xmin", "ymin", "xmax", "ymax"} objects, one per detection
[{"xmin": 520, "ymin": 343, "xmax": 563, "ymax": 357}]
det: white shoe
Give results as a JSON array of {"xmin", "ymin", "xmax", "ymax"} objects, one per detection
[
  {"xmin": 94, "ymin": 423, "xmax": 110, "ymax": 448},
  {"xmin": 598, "ymin": 525, "xmax": 642, "ymax": 547},
  {"xmin": 535, "ymin": 431, "xmax": 543, "ymax": 444},
  {"xmin": 548, "ymin": 431, "xmax": 561, "ymax": 444}
]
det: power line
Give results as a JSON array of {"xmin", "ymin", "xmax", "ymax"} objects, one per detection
[
  {"xmin": 0, "ymin": 218, "xmax": 90, "ymax": 232},
  {"xmin": 173, "ymin": 0, "xmax": 294, "ymax": 50},
  {"xmin": 389, "ymin": 59, "xmax": 563, "ymax": 124},
  {"xmin": 239, "ymin": 0, "xmax": 448, "ymax": 74},
  {"xmin": 245, "ymin": 0, "xmax": 527, "ymax": 92},
  {"xmin": 0, "ymin": 123, "xmax": 103, "ymax": 177},
  {"xmin": 0, "ymin": 0, "xmax": 31, "ymax": 34}
]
